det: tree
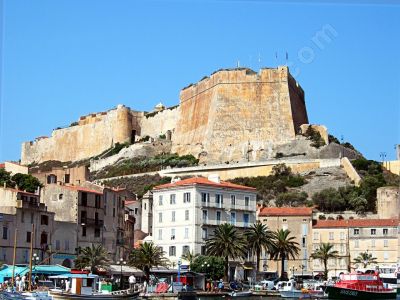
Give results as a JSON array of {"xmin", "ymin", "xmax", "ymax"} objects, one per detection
[
  {"xmin": 270, "ymin": 229, "xmax": 300, "ymax": 279},
  {"xmin": 0, "ymin": 168, "xmax": 13, "ymax": 188},
  {"xmin": 312, "ymin": 188, "xmax": 346, "ymax": 212},
  {"xmin": 245, "ymin": 222, "xmax": 274, "ymax": 272},
  {"xmin": 348, "ymin": 196, "xmax": 368, "ymax": 214},
  {"xmin": 310, "ymin": 243, "xmax": 339, "ymax": 280},
  {"xmin": 206, "ymin": 223, "xmax": 247, "ymax": 281},
  {"xmin": 353, "ymin": 252, "xmax": 378, "ymax": 268},
  {"xmin": 181, "ymin": 251, "xmax": 198, "ymax": 270},
  {"xmin": 74, "ymin": 244, "xmax": 110, "ymax": 274},
  {"xmin": 190, "ymin": 255, "xmax": 224, "ymax": 280},
  {"xmin": 275, "ymin": 191, "xmax": 308, "ymax": 207},
  {"xmin": 129, "ymin": 242, "xmax": 169, "ymax": 282},
  {"xmin": 11, "ymin": 173, "xmax": 43, "ymax": 193}
]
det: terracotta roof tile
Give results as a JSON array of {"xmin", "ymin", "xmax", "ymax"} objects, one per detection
[
  {"xmin": 0, "ymin": 164, "xmax": 5, "ymax": 168},
  {"xmin": 153, "ymin": 177, "xmax": 256, "ymax": 191},
  {"xmin": 313, "ymin": 219, "xmax": 399, "ymax": 228},
  {"xmin": 258, "ymin": 206, "xmax": 313, "ymax": 216}
]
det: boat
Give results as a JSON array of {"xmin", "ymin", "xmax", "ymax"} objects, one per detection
[
  {"xmin": 229, "ymin": 290, "xmax": 253, "ymax": 297},
  {"xmin": 279, "ymin": 279, "xmax": 303, "ymax": 298},
  {"xmin": 48, "ymin": 274, "xmax": 139, "ymax": 299},
  {"xmin": 325, "ymin": 273, "xmax": 396, "ymax": 299},
  {"xmin": 0, "ymin": 291, "xmax": 52, "ymax": 300}
]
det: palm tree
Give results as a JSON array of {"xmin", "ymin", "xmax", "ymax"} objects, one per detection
[
  {"xmin": 270, "ymin": 229, "xmax": 300, "ymax": 280},
  {"xmin": 74, "ymin": 244, "xmax": 110, "ymax": 274},
  {"xmin": 353, "ymin": 251, "xmax": 378, "ymax": 268},
  {"xmin": 129, "ymin": 242, "xmax": 169, "ymax": 282},
  {"xmin": 206, "ymin": 223, "xmax": 247, "ymax": 281},
  {"xmin": 181, "ymin": 251, "xmax": 198, "ymax": 270},
  {"xmin": 245, "ymin": 221, "xmax": 274, "ymax": 272},
  {"xmin": 310, "ymin": 243, "xmax": 339, "ymax": 280}
]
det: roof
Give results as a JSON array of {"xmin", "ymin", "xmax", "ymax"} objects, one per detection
[
  {"xmin": 0, "ymin": 163, "xmax": 5, "ymax": 168},
  {"xmin": 0, "ymin": 187, "xmax": 38, "ymax": 196},
  {"xmin": 55, "ymin": 185, "xmax": 103, "ymax": 195},
  {"xmin": 258, "ymin": 207, "xmax": 313, "ymax": 217},
  {"xmin": 313, "ymin": 219, "xmax": 399, "ymax": 228},
  {"xmin": 125, "ymin": 199, "xmax": 137, "ymax": 205},
  {"xmin": 0, "ymin": 265, "xmax": 70, "ymax": 281},
  {"xmin": 153, "ymin": 177, "xmax": 256, "ymax": 191}
]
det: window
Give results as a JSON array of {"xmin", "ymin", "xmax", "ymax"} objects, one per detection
[
  {"xmin": 202, "ymin": 228, "xmax": 208, "ymax": 239},
  {"xmin": 135, "ymin": 208, "xmax": 138, "ymax": 215},
  {"xmin": 64, "ymin": 174, "xmax": 70, "ymax": 184},
  {"xmin": 56, "ymin": 240, "xmax": 60, "ymax": 250},
  {"xmin": 340, "ymin": 232, "xmax": 345, "ymax": 240},
  {"xmin": 230, "ymin": 212, "xmax": 236, "ymax": 225},
  {"xmin": 159, "ymin": 212, "xmax": 163, "ymax": 223},
  {"xmin": 371, "ymin": 229, "xmax": 376, "ymax": 235},
  {"xmin": 354, "ymin": 240, "xmax": 359, "ymax": 248},
  {"xmin": 201, "ymin": 193, "xmax": 210, "ymax": 203},
  {"xmin": 81, "ymin": 192, "xmax": 87, "ymax": 206},
  {"xmin": 313, "ymin": 232, "xmax": 319, "ymax": 241},
  {"xmin": 216, "ymin": 211, "xmax": 221, "ymax": 224},
  {"xmin": 2, "ymin": 227, "xmax": 7, "ymax": 240},
  {"xmin": 182, "ymin": 246, "xmax": 190, "ymax": 255},
  {"xmin": 65, "ymin": 240, "xmax": 69, "ymax": 251},
  {"xmin": 170, "ymin": 194, "xmax": 176, "ymax": 205},
  {"xmin": 184, "ymin": 228, "xmax": 189, "ymax": 239},
  {"xmin": 302, "ymin": 237, "xmax": 306, "ymax": 248},
  {"xmin": 185, "ymin": 210, "xmax": 189, "ymax": 221},
  {"xmin": 171, "ymin": 211, "xmax": 176, "ymax": 222},
  {"xmin": 384, "ymin": 252, "xmax": 389, "ymax": 261},
  {"xmin": 384, "ymin": 240, "xmax": 388, "ymax": 247},
  {"xmin": 243, "ymin": 214, "xmax": 249, "ymax": 227},
  {"xmin": 183, "ymin": 192, "xmax": 191, "ymax": 203},
  {"xmin": 21, "ymin": 211, "xmax": 24, "ymax": 223},
  {"xmin": 82, "ymin": 226, "xmax": 86, "ymax": 237},
  {"xmin": 201, "ymin": 246, "xmax": 206, "ymax": 255},
  {"xmin": 94, "ymin": 228, "xmax": 100, "ymax": 238},
  {"xmin": 244, "ymin": 196, "xmax": 250, "ymax": 207},
  {"xmin": 202, "ymin": 210, "xmax": 208, "ymax": 222},
  {"xmin": 59, "ymin": 194, "xmax": 63, "ymax": 200},
  {"xmin": 215, "ymin": 194, "xmax": 223, "ymax": 207},
  {"xmin": 371, "ymin": 240, "xmax": 375, "ymax": 248},
  {"xmin": 340, "ymin": 244, "xmax": 345, "ymax": 254},
  {"xmin": 31, "ymin": 212, "xmax": 34, "ymax": 223},
  {"xmin": 329, "ymin": 232, "xmax": 334, "ymax": 240},
  {"xmin": 169, "ymin": 246, "xmax": 176, "ymax": 256},
  {"xmin": 171, "ymin": 228, "xmax": 175, "ymax": 240},
  {"xmin": 113, "ymin": 207, "xmax": 115, "ymax": 217},
  {"xmin": 282, "ymin": 218, "xmax": 287, "ymax": 223},
  {"xmin": 26, "ymin": 232, "xmax": 31, "ymax": 243},
  {"xmin": 230, "ymin": 195, "xmax": 236, "ymax": 206},
  {"xmin": 159, "ymin": 195, "xmax": 163, "ymax": 206},
  {"xmin": 158, "ymin": 229, "xmax": 163, "ymax": 240},
  {"xmin": 353, "ymin": 228, "xmax": 359, "ymax": 235},
  {"xmin": 41, "ymin": 215, "xmax": 49, "ymax": 225},
  {"xmin": 95, "ymin": 195, "xmax": 101, "ymax": 208},
  {"xmin": 383, "ymin": 228, "xmax": 388, "ymax": 235},
  {"xmin": 47, "ymin": 174, "xmax": 57, "ymax": 184}
]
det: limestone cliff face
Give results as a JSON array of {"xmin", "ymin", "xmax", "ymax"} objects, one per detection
[
  {"xmin": 171, "ymin": 66, "xmax": 308, "ymax": 163},
  {"xmin": 21, "ymin": 105, "xmax": 143, "ymax": 165}
]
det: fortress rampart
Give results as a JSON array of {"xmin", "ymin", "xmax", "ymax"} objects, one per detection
[{"xmin": 171, "ymin": 66, "xmax": 308, "ymax": 162}]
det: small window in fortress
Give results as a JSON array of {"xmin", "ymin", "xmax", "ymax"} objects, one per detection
[
  {"xmin": 47, "ymin": 174, "xmax": 57, "ymax": 184},
  {"xmin": 64, "ymin": 174, "xmax": 70, "ymax": 184}
]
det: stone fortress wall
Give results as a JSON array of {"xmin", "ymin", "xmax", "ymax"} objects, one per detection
[
  {"xmin": 171, "ymin": 66, "xmax": 308, "ymax": 163},
  {"xmin": 21, "ymin": 66, "xmax": 317, "ymax": 165}
]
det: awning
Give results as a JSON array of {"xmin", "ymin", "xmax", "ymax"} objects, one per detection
[
  {"xmin": 243, "ymin": 266, "xmax": 253, "ymax": 270},
  {"xmin": 49, "ymin": 274, "xmax": 98, "ymax": 279},
  {"xmin": 108, "ymin": 264, "xmax": 144, "ymax": 276}
]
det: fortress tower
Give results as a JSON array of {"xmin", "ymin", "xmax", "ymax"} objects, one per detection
[{"xmin": 171, "ymin": 66, "xmax": 308, "ymax": 163}]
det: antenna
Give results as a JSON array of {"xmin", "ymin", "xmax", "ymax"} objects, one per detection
[
  {"xmin": 258, "ymin": 52, "xmax": 261, "ymax": 69},
  {"xmin": 236, "ymin": 60, "xmax": 240, "ymax": 68}
]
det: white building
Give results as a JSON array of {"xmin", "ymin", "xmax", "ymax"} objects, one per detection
[{"xmin": 152, "ymin": 175, "xmax": 257, "ymax": 265}]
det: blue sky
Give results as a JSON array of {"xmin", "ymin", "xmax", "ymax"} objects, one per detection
[{"xmin": 0, "ymin": 0, "xmax": 399, "ymax": 162}]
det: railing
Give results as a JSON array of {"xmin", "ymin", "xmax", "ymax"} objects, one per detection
[{"xmin": 81, "ymin": 218, "xmax": 104, "ymax": 227}]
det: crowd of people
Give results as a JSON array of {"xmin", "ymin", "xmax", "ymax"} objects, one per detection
[{"xmin": 0, "ymin": 273, "xmax": 41, "ymax": 292}]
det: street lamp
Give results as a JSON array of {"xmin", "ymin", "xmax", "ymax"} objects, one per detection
[
  {"xmin": 116, "ymin": 258, "xmax": 126, "ymax": 290},
  {"xmin": 32, "ymin": 253, "xmax": 40, "ymax": 287},
  {"xmin": 301, "ymin": 264, "xmax": 305, "ymax": 278},
  {"xmin": 202, "ymin": 262, "xmax": 210, "ymax": 278},
  {"xmin": 291, "ymin": 265, "xmax": 297, "ymax": 280}
]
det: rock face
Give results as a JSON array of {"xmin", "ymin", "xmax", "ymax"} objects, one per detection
[{"xmin": 171, "ymin": 66, "xmax": 308, "ymax": 163}]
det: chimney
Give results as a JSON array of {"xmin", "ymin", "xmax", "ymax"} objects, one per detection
[{"xmin": 208, "ymin": 174, "xmax": 220, "ymax": 184}]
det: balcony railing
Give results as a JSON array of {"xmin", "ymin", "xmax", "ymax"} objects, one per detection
[{"xmin": 81, "ymin": 218, "xmax": 104, "ymax": 227}]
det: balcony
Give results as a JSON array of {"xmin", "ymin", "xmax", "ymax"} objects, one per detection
[
  {"xmin": 227, "ymin": 204, "xmax": 253, "ymax": 211},
  {"xmin": 81, "ymin": 218, "xmax": 104, "ymax": 227},
  {"xmin": 200, "ymin": 201, "xmax": 224, "ymax": 209}
]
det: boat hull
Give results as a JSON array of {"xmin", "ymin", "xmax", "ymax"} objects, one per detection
[
  {"xmin": 50, "ymin": 291, "xmax": 139, "ymax": 300},
  {"xmin": 279, "ymin": 290, "xmax": 303, "ymax": 298},
  {"xmin": 325, "ymin": 286, "xmax": 397, "ymax": 299}
]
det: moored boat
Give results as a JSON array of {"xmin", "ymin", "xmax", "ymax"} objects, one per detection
[
  {"xmin": 325, "ymin": 273, "xmax": 396, "ymax": 299},
  {"xmin": 229, "ymin": 290, "xmax": 253, "ymax": 297}
]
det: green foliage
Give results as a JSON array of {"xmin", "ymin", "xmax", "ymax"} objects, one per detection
[
  {"xmin": 74, "ymin": 244, "xmax": 110, "ymax": 274},
  {"xmin": 181, "ymin": 251, "xmax": 199, "ymax": 269},
  {"xmin": 11, "ymin": 173, "xmax": 43, "ymax": 193},
  {"xmin": 129, "ymin": 242, "xmax": 169, "ymax": 281},
  {"xmin": 245, "ymin": 222, "xmax": 274, "ymax": 271},
  {"xmin": 303, "ymin": 127, "xmax": 326, "ymax": 148},
  {"xmin": 270, "ymin": 229, "xmax": 300, "ymax": 279},
  {"xmin": 159, "ymin": 134, "xmax": 166, "ymax": 139},
  {"xmin": 70, "ymin": 121, "xmax": 79, "ymax": 127},
  {"xmin": 328, "ymin": 134, "xmax": 340, "ymax": 144},
  {"xmin": 353, "ymin": 252, "xmax": 378, "ymax": 268},
  {"xmin": 93, "ymin": 153, "xmax": 199, "ymax": 179},
  {"xmin": 348, "ymin": 196, "xmax": 368, "ymax": 215},
  {"xmin": 310, "ymin": 243, "xmax": 339, "ymax": 280},
  {"xmin": 229, "ymin": 164, "xmax": 306, "ymax": 203},
  {"xmin": 190, "ymin": 256, "xmax": 225, "ymax": 280},
  {"xmin": 275, "ymin": 191, "xmax": 308, "ymax": 207},
  {"xmin": 352, "ymin": 158, "xmax": 382, "ymax": 175},
  {"xmin": 342, "ymin": 142, "xmax": 355, "ymax": 151},
  {"xmin": 206, "ymin": 223, "xmax": 247, "ymax": 280},
  {"xmin": 138, "ymin": 135, "xmax": 150, "ymax": 142},
  {"xmin": 0, "ymin": 169, "xmax": 14, "ymax": 188},
  {"xmin": 312, "ymin": 188, "xmax": 347, "ymax": 212}
]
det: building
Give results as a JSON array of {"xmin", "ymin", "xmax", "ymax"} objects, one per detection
[
  {"xmin": 0, "ymin": 161, "xmax": 28, "ymax": 175},
  {"xmin": 0, "ymin": 187, "xmax": 55, "ymax": 265},
  {"xmin": 152, "ymin": 176, "xmax": 257, "ymax": 273},
  {"xmin": 312, "ymin": 219, "xmax": 399, "ymax": 278},
  {"xmin": 257, "ymin": 207, "xmax": 313, "ymax": 277},
  {"xmin": 376, "ymin": 186, "xmax": 400, "ymax": 219},
  {"xmin": 31, "ymin": 165, "xmax": 89, "ymax": 186}
]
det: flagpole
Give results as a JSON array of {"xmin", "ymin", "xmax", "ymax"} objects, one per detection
[
  {"xmin": 11, "ymin": 229, "xmax": 18, "ymax": 290},
  {"xmin": 28, "ymin": 224, "xmax": 35, "ymax": 291}
]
